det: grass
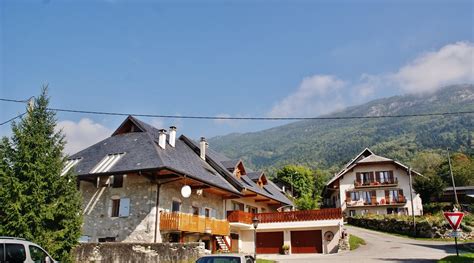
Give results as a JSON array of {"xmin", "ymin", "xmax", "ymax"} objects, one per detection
[
  {"xmin": 256, "ymin": 259, "xmax": 276, "ymax": 263},
  {"xmin": 349, "ymin": 234, "xmax": 366, "ymax": 250},
  {"xmin": 437, "ymin": 253, "xmax": 474, "ymax": 263}
]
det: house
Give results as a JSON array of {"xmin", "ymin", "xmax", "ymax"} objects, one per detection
[
  {"xmin": 440, "ymin": 186, "xmax": 474, "ymax": 211},
  {"xmin": 324, "ymin": 148, "xmax": 423, "ymax": 217},
  {"xmin": 66, "ymin": 116, "xmax": 343, "ymax": 254}
]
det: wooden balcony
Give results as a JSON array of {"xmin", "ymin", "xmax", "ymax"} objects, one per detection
[
  {"xmin": 346, "ymin": 196, "xmax": 407, "ymax": 207},
  {"xmin": 354, "ymin": 178, "xmax": 398, "ymax": 189},
  {"xmin": 160, "ymin": 212, "xmax": 230, "ymax": 236},
  {"xmin": 227, "ymin": 210, "xmax": 253, "ymax": 224},
  {"xmin": 227, "ymin": 208, "xmax": 342, "ymax": 224}
]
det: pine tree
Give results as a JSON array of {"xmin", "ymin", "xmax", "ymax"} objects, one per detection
[{"xmin": 0, "ymin": 87, "xmax": 82, "ymax": 262}]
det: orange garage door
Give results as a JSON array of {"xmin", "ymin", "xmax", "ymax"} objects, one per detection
[
  {"xmin": 291, "ymin": 230, "xmax": 322, "ymax": 253},
  {"xmin": 256, "ymin": 232, "xmax": 283, "ymax": 254}
]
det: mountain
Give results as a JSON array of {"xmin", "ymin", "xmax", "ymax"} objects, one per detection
[{"xmin": 209, "ymin": 84, "xmax": 474, "ymax": 172}]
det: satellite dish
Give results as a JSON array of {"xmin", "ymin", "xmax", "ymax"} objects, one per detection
[{"xmin": 181, "ymin": 185, "xmax": 191, "ymax": 198}]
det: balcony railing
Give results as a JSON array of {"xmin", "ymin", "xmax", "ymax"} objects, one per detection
[
  {"xmin": 354, "ymin": 178, "xmax": 398, "ymax": 188},
  {"xmin": 346, "ymin": 196, "xmax": 407, "ymax": 207},
  {"xmin": 227, "ymin": 208, "xmax": 342, "ymax": 224},
  {"xmin": 160, "ymin": 212, "xmax": 230, "ymax": 236}
]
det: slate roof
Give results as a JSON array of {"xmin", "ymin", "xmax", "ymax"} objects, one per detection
[
  {"xmin": 68, "ymin": 116, "xmax": 292, "ymax": 205},
  {"xmin": 247, "ymin": 172, "xmax": 263, "ymax": 181},
  {"xmin": 221, "ymin": 159, "xmax": 241, "ymax": 170}
]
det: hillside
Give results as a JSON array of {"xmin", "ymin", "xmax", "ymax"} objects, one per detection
[{"xmin": 209, "ymin": 84, "xmax": 474, "ymax": 172}]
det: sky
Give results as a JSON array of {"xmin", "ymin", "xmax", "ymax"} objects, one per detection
[{"xmin": 1, "ymin": 0, "xmax": 473, "ymax": 154}]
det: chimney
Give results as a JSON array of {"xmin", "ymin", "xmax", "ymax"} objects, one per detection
[
  {"xmin": 169, "ymin": 126, "xmax": 177, "ymax": 147},
  {"xmin": 200, "ymin": 137, "xmax": 207, "ymax": 160},
  {"xmin": 158, "ymin": 129, "xmax": 167, "ymax": 149}
]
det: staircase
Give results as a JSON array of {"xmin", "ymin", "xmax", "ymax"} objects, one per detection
[{"xmin": 215, "ymin": 236, "xmax": 231, "ymax": 253}]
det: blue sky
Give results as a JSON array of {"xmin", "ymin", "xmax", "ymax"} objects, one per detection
[{"xmin": 1, "ymin": 0, "xmax": 473, "ymax": 154}]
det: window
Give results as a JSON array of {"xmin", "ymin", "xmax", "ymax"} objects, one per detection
[
  {"xmin": 0, "ymin": 244, "xmax": 3, "ymax": 262},
  {"xmin": 247, "ymin": 206, "xmax": 258, "ymax": 214},
  {"xmin": 170, "ymin": 233, "xmax": 180, "ymax": 243},
  {"xmin": 232, "ymin": 201, "xmax": 244, "ymax": 211},
  {"xmin": 29, "ymin": 245, "xmax": 51, "ymax": 263},
  {"xmin": 361, "ymin": 172, "xmax": 371, "ymax": 184},
  {"xmin": 111, "ymin": 199, "xmax": 120, "ymax": 217},
  {"xmin": 98, "ymin": 237, "xmax": 116, "ymax": 242},
  {"xmin": 378, "ymin": 171, "xmax": 390, "ymax": 183},
  {"xmin": 172, "ymin": 200, "xmax": 181, "ymax": 212},
  {"xmin": 350, "ymin": 191, "xmax": 360, "ymax": 201},
  {"xmin": 361, "ymin": 191, "xmax": 371, "ymax": 203},
  {"xmin": 5, "ymin": 244, "xmax": 26, "ymax": 262},
  {"xmin": 192, "ymin": 206, "xmax": 199, "ymax": 216},
  {"xmin": 205, "ymin": 208, "xmax": 211, "ymax": 218},
  {"xmin": 349, "ymin": 210, "xmax": 356, "ymax": 217},
  {"xmin": 389, "ymin": 190, "xmax": 399, "ymax": 202},
  {"xmin": 112, "ymin": 174, "xmax": 124, "ymax": 188}
]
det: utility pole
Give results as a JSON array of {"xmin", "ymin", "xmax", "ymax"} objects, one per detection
[
  {"xmin": 408, "ymin": 167, "xmax": 416, "ymax": 237},
  {"xmin": 447, "ymin": 148, "xmax": 460, "ymax": 208}
]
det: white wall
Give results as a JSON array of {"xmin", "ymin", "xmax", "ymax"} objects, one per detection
[{"xmin": 338, "ymin": 163, "xmax": 423, "ymax": 216}]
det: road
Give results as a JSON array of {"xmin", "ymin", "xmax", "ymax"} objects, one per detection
[{"xmin": 260, "ymin": 225, "xmax": 457, "ymax": 263}]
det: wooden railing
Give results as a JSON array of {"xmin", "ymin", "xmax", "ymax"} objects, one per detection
[
  {"xmin": 226, "ymin": 208, "xmax": 342, "ymax": 224},
  {"xmin": 354, "ymin": 178, "xmax": 398, "ymax": 188},
  {"xmin": 227, "ymin": 210, "xmax": 253, "ymax": 224},
  {"xmin": 160, "ymin": 212, "xmax": 229, "ymax": 236},
  {"xmin": 346, "ymin": 196, "xmax": 407, "ymax": 207}
]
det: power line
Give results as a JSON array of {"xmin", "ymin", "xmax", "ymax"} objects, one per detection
[
  {"xmin": 0, "ymin": 112, "xmax": 27, "ymax": 126},
  {"xmin": 1, "ymin": 97, "xmax": 474, "ymax": 121}
]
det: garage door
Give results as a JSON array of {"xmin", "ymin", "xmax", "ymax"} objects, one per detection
[
  {"xmin": 291, "ymin": 230, "xmax": 322, "ymax": 254},
  {"xmin": 256, "ymin": 232, "xmax": 283, "ymax": 254}
]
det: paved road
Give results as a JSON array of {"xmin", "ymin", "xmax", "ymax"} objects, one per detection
[{"xmin": 260, "ymin": 225, "xmax": 457, "ymax": 263}]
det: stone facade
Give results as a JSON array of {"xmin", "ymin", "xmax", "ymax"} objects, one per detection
[
  {"xmin": 80, "ymin": 173, "xmax": 157, "ymax": 243},
  {"xmin": 80, "ymin": 173, "xmax": 227, "ymax": 243}
]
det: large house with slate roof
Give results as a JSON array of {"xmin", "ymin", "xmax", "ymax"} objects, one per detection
[
  {"xmin": 65, "ymin": 116, "xmax": 343, "ymax": 254},
  {"xmin": 324, "ymin": 148, "xmax": 423, "ymax": 217}
]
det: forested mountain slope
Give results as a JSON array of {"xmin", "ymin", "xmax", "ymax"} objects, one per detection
[{"xmin": 209, "ymin": 84, "xmax": 474, "ymax": 172}]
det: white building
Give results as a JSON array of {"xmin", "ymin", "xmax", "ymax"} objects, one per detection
[{"xmin": 324, "ymin": 148, "xmax": 423, "ymax": 217}]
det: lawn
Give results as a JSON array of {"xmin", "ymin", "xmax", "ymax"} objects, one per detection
[
  {"xmin": 349, "ymin": 234, "xmax": 366, "ymax": 250},
  {"xmin": 437, "ymin": 253, "xmax": 474, "ymax": 263},
  {"xmin": 256, "ymin": 259, "xmax": 275, "ymax": 263}
]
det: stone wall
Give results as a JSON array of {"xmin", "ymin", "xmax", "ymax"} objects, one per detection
[
  {"xmin": 80, "ymin": 173, "xmax": 158, "ymax": 243},
  {"xmin": 73, "ymin": 242, "xmax": 204, "ymax": 263}
]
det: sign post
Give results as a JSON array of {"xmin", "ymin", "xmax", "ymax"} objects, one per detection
[{"xmin": 443, "ymin": 210, "xmax": 464, "ymax": 256}]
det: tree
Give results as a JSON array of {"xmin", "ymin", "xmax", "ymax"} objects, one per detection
[
  {"xmin": 0, "ymin": 88, "xmax": 82, "ymax": 262},
  {"xmin": 275, "ymin": 165, "xmax": 315, "ymax": 198},
  {"xmin": 274, "ymin": 165, "xmax": 321, "ymax": 210},
  {"xmin": 413, "ymin": 175, "xmax": 446, "ymax": 203},
  {"xmin": 439, "ymin": 152, "xmax": 474, "ymax": 187}
]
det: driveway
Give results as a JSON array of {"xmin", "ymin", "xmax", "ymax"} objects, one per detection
[{"xmin": 259, "ymin": 225, "xmax": 457, "ymax": 263}]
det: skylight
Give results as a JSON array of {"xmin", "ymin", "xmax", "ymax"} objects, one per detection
[
  {"xmin": 61, "ymin": 158, "xmax": 82, "ymax": 176},
  {"xmin": 90, "ymin": 153, "xmax": 125, "ymax": 174}
]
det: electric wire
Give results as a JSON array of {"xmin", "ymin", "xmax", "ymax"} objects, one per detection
[
  {"xmin": 0, "ymin": 112, "xmax": 27, "ymax": 126},
  {"xmin": 1, "ymin": 97, "xmax": 473, "ymax": 121}
]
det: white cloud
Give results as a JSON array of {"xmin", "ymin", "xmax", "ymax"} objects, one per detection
[
  {"xmin": 57, "ymin": 118, "xmax": 112, "ymax": 155},
  {"xmin": 269, "ymin": 75, "xmax": 346, "ymax": 117},
  {"xmin": 391, "ymin": 42, "xmax": 474, "ymax": 93}
]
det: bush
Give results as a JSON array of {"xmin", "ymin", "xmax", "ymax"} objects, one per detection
[{"xmin": 424, "ymin": 202, "xmax": 452, "ymax": 214}]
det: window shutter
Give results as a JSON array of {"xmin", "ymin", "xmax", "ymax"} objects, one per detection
[
  {"xmin": 385, "ymin": 190, "xmax": 390, "ymax": 202},
  {"xmin": 356, "ymin": 173, "xmax": 361, "ymax": 184},
  {"xmin": 398, "ymin": 189, "xmax": 403, "ymax": 201},
  {"xmin": 371, "ymin": 190, "xmax": 376, "ymax": 197},
  {"xmin": 119, "ymin": 198, "xmax": 130, "ymax": 217},
  {"xmin": 211, "ymin": 209, "xmax": 217, "ymax": 218},
  {"xmin": 345, "ymin": 191, "xmax": 351, "ymax": 202},
  {"xmin": 389, "ymin": 171, "xmax": 394, "ymax": 182},
  {"xmin": 369, "ymin": 172, "xmax": 375, "ymax": 183}
]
